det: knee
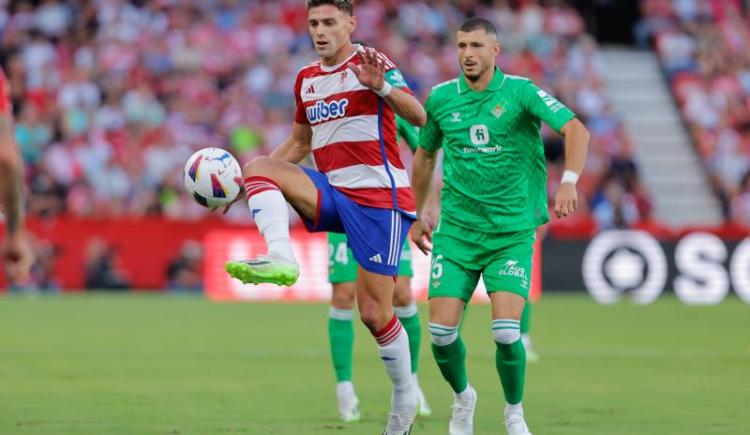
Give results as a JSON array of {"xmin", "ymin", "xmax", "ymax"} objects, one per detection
[
  {"xmin": 392, "ymin": 290, "xmax": 413, "ymax": 310},
  {"xmin": 359, "ymin": 305, "xmax": 385, "ymax": 331},
  {"xmin": 492, "ymin": 321, "xmax": 521, "ymax": 345},
  {"xmin": 243, "ymin": 156, "xmax": 274, "ymax": 178},
  {"xmin": 331, "ymin": 287, "xmax": 355, "ymax": 310},
  {"xmin": 429, "ymin": 323, "xmax": 459, "ymax": 346}
]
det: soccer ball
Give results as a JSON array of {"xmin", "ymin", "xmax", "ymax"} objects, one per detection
[{"xmin": 183, "ymin": 147, "xmax": 243, "ymax": 208}]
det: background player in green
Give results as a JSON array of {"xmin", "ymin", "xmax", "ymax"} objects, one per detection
[
  {"xmin": 410, "ymin": 18, "xmax": 590, "ymax": 435},
  {"xmin": 326, "ymin": 115, "xmax": 431, "ymax": 422}
]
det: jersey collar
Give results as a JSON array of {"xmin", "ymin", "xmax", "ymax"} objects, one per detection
[{"xmin": 457, "ymin": 67, "xmax": 505, "ymax": 94}]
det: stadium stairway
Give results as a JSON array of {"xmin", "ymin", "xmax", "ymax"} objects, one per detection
[{"xmin": 601, "ymin": 47, "xmax": 722, "ymax": 227}]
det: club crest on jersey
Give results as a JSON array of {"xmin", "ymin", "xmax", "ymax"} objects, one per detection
[
  {"xmin": 306, "ymin": 98, "xmax": 349, "ymax": 124},
  {"xmin": 492, "ymin": 104, "xmax": 504, "ymax": 118},
  {"xmin": 339, "ymin": 71, "xmax": 348, "ymax": 87}
]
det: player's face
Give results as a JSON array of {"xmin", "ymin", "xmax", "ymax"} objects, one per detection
[
  {"xmin": 308, "ymin": 5, "xmax": 356, "ymax": 60},
  {"xmin": 456, "ymin": 29, "xmax": 500, "ymax": 82}
]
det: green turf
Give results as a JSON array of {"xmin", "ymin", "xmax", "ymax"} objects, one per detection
[{"xmin": 0, "ymin": 293, "xmax": 748, "ymax": 434}]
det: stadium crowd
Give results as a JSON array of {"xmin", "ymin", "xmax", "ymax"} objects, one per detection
[
  {"xmin": 0, "ymin": 0, "xmax": 646, "ymax": 231},
  {"xmin": 640, "ymin": 0, "xmax": 750, "ymax": 226}
]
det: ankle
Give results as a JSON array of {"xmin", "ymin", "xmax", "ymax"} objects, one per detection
[{"xmin": 505, "ymin": 402, "xmax": 523, "ymax": 416}]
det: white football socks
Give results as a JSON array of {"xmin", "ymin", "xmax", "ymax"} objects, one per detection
[
  {"xmin": 245, "ymin": 185, "xmax": 295, "ymax": 263},
  {"xmin": 374, "ymin": 316, "xmax": 414, "ymax": 413}
]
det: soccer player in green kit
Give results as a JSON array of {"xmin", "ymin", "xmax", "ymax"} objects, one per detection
[
  {"xmin": 327, "ymin": 115, "xmax": 431, "ymax": 422},
  {"xmin": 410, "ymin": 18, "xmax": 590, "ymax": 435}
]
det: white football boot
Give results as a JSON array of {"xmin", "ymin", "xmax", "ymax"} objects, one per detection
[
  {"xmin": 449, "ymin": 385, "xmax": 477, "ymax": 435},
  {"xmin": 412, "ymin": 374, "xmax": 432, "ymax": 417},
  {"xmin": 505, "ymin": 409, "xmax": 532, "ymax": 435},
  {"xmin": 336, "ymin": 382, "xmax": 361, "ymax": 422}
]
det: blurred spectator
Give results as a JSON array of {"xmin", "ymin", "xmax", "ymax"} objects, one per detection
[
  {"xmin": 27, "ymin": 238, "xmax": 59, "ymax": 291},
  {"xmin": 731, "ymin": 170, "xmax": 750, "ymax": 226},
  {"xmin": 166, "ymin": 240, "xmax": 203, "ymax": 292},
  {"xmin": 8, "ymin": 235, "xmax": 60, "ymax": 292},
  {"xmin": 644, "ymin": 0, "xmax": 750, "ymax": 224},
  {"xmin": 0, "ymin": 0, "xmax": 648, "ymax": 231},
  {"xmin": 84, "ymin": 238, "xmax": 130, "ymax": 290}
]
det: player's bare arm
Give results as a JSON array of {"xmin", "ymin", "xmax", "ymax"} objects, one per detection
[
  {"xmin": 0, "ymin": 112, "xmax": 33, "ymax": 283},
  {"xmin": 554, "ymin": 117, "xmax": 590, "ymax": 219},
  {"xmin": 410, "ymin": 147, "xmax": 438, "ymax": 254},
  {"xmin": 269, "ymin": 122, "xmax": 313, "ymax": 163},
  {"xmin": 348, "ymin": 47, "xmax": 426, "ymax": 127}
]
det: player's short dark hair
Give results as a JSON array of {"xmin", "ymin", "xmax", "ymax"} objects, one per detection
[
  {"xmin": 458, "ymin": 17, "xmax": 498, "ymax": 37},
  {"xmin": 306, "ymin": 0, "xmax": 354, "ymax": 15}
]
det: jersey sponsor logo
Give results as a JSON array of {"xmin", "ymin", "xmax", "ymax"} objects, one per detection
[
  {"xmin": 536, "ymin": 89, "xmax": 564, "ymax": 113},
  {"xmin": 469, "ymin": 124, "xmax": 490, "ymax": 145},
  {"xmin": 498, "ymin": 260, "xmax": 529, "ymax": 289},
  {"xmin": 306, "ymin": 98, "xmax": 349, "ymax": 123},
  {"xmin": 464, "ymin": 124, "xmax": 502, "ymax": 154},
  {"xmin": 462, "ymin": 145, "xmax": 503, "ymax": 154}
]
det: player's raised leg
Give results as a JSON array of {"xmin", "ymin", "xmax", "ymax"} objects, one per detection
[
  {"xmin": 393, "ymin": 274, "xmax": 431, "ymax": 417},
  {"xmin": 429, "ymin": 296, "xmax": 476, "ymax": 435},
  {"xmin": 490, "ymin": 291, "xmax": 532, "ymax": 435},
  {"xmin": 357, "ymin": 268, "xmax": 416, "ymax": 435},
  {"xmin": 225, "ymin": 156, "xmax": 319, "ymax": 286}
]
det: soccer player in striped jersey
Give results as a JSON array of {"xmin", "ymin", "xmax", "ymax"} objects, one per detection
[
  {"xmin": 326, "ymin": 115, "xmax": 430, "ymax": 422},
  {"xmin": 0, "ymin": 67, "xmax": 33, "ymax": 284},
  {"xmin": 222, "ymin": 1, "xmax": 426, "ymax": 433}
]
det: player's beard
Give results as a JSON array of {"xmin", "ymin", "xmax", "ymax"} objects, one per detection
[{"xmin": 463, "ymin": 62, "xmax": 490, "ymax": 82}]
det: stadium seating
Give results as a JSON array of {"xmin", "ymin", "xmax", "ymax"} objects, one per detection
[
  {"xmin": 646, "ymin": 0, "xmax": 750, "ymax": 227},
  {"xmin": 1, "ymin": 0, "xmax": 648, "ymax": 231}
]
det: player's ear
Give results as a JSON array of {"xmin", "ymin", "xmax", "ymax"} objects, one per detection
[
  {"xmin": 348, "ymin": 14, "xmax": 357, "ymax": 34},
  {"xmin": 493, "ymin": 41, "xmax": 501, "ymax": 58}
]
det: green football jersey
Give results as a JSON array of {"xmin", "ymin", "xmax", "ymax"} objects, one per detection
[
  {"xmin": 420, "ymin": 68, "xmax": 575, "ymax": 233},
  {"xmin": 396, "ymin": 115, "xmax": 419, "ymax": 152}
]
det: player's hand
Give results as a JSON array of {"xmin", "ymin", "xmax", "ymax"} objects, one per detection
[
  {"xmin": 2, "ymin": 230, "xmax": 34, "ymax": 284},
  {"xmin": 410, "ymin": 219, "xmax": 433, "ymax": 255},
  {"xmin": 554, "ymin": 183, "xmax": 578, "ymax": 219},
  {"xmin": 211, "ymin": 185, "xmax": 246, "ymax": 215},
  {"xmin": 347, "ymin": 47, "xmax": 385, "ymax": 93}
]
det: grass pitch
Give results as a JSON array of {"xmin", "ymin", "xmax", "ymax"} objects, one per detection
[{"xmin": 0, "ymin": 293, "xmax": 748, "ymax": 434}]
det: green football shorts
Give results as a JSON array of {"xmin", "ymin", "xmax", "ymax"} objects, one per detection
[
  {"xmin": 428, "ymin": 219, "xmax": 536, "ymax": 301},
  {"xmin": 328, "ymin": 232, "xmax": 413, "ymax": 283}
]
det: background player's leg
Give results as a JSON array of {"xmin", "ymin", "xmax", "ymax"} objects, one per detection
[
  {"xmin": 428, "ymin": 296, "xmax": 467, "ymax": 393},
  {"xmin": 490, "ymin": 291, "xmax": 530, "ymax": 434},
  {"xmin": 520, "ymin": 302, "xmax": 539, "ymax": 363},
  {"xmin": 393, "ymin": 278, "xmax": 421, "ymax": 376},
  {"xmin": 329, "ymin": 281, "xmax": 359, "ymax": 422},
  {"xmin": 393, "ymin": 276, "xmax": 431, "ymax": 416},
  {"xmin": 356, "ymin": 268, "xmax": 415, "ymax": 424},
  {"xmin": 429, "ymin": 296, "xmax": 476, "ymax": 435}
]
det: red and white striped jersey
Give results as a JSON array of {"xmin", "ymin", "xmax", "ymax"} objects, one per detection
[{"xmin": 294, "ymin": 47, "xmax": 416, "ymax": 215}]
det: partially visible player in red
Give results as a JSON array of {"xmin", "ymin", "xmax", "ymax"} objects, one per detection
[{"xmin": 0, "ymin": 67, "xmax": 33, "ymax": 285}]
